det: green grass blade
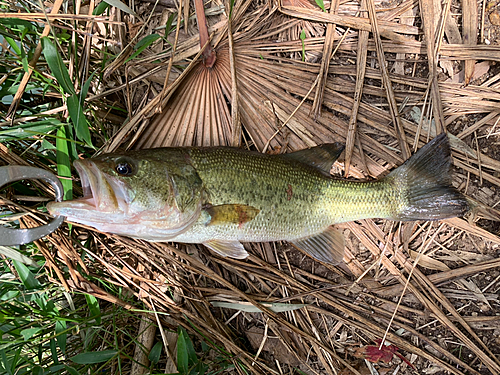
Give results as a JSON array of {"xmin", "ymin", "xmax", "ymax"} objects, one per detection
[
  {"xmin": 80, "ymin": 72, "xmax": 95, "ymax": 104},
  {"xmin": 41, "ymin": 37, "xmax": 75, "ymax": 95},
  {"xmin": 102, "ymin": 0, "xmax": 137, "ymax": 16},
  {"xmin": 64, "ymin": 365, "xmax": 80, "ymax": 375},
  {"xmin": 5, "ymin": 36, "xmax": 22, "ymax": 56},
  {"xmin": 49, "ymin": 338, "xmax": 59, "ymax": 365},
  {"xmin": 70, "ymin": 349, "xmax": 118, "ymax": 364},
  {"xmin": 165, "ymin": 13, "xmax": 176, "ymax": 37},
  {"xmin": 0, "ymin": 121, "xmax": 60, "ymax": 142},
  {"xmin": 67, "ymin": 94, "xmax": 92, "ymax": 146},
  {"xmin": 55, "ymin": 320, "xmax": 67, "ymax": 355},
  {"xmin": 56, "ymin": 126, "xmax": 73, "ymax": 200},
  {"xmin": 314, "ymin": 0, "xmax": 325, "ymax": 11},
  {"xmin": 85, "ymin": 294, "xmax": 101, "ymax": 325},
  {"xmin": 93, "ymin": 1, "xmax": 110, "ymax": 15},
  {"xmin": 126, "ymin": 34, "xmax": 161, "ymax": 62}
]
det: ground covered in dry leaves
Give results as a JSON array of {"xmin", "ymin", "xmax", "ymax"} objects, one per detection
[{"xmin": 2, "ymin": 0, "xmax": 500, "ymax": 374}]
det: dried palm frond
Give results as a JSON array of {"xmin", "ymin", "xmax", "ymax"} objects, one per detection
[{"xmin": 9, "ymin": 0, "xmax": 497, "ymax": 373}]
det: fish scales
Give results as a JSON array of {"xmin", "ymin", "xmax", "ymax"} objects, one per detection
[{"xmin": 173, "ymin": 147, "xmax": 399, "ymax": 243}]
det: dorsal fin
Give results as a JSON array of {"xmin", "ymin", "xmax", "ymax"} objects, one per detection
[{"xmin": 281, "ymin": 143, "xmax": 345, "ymax": 174}]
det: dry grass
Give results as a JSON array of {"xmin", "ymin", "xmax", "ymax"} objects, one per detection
[{"xmin": 2, "ymin": 0, "xmax": 500, "ymax": 373}]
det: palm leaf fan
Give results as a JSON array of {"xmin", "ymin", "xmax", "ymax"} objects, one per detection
[{"xmin": 131, "ymin": 3, "xmax": 351, "ymax": 154}]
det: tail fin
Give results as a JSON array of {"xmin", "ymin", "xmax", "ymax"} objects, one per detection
[{"xmin": 388, "ymin": 134, "xmax": 469, "ymax": 221}]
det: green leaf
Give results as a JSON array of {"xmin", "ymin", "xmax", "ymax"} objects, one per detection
[
  {"xmin": 21, "ymin": 327, "xmax": 41, "ymax": 340},
  {"xmin": 149, "ymin": 341, "xmax": 162, "ymax": 364},
  {"xmin": 70, "ymin": 349, "xmax": 118, "ymax": 364},
  {"xmin": 314, "ymin": 0, "xmax": 325, "ymax": 11},
  {"xmin": 191, "ymin": 361, "xmax": 208, "ymax": 375},
  {"xmin": 300, "ymin": 29, "xmax": 306, "ymax": 41},
  {"xmin": 126, "ymin": 34, "xmax": 161, "ymax": 62},
  {"xmin": 165, "ymin": 13, "xmax": 176, "ymax": 38},
  {"xmin": 56, "ymin": 126, "xmax": 73, "ymax": 200},
  {"xmin": 67, "ymin": 94, "xmax": 92, "ymax": 146},
  {"xmin": 80, "ymin": 72, "xmax": 95, "ymax": 105},
  {"xmin": 63, "ymin": 365, "xmax": 80, "ymax": 375},
  {"xmin": 300, "ymin": 29, "xmax": 306, "ymax": 62},
  {"xmin": 49, "ymin": 338, "xmax": 59, "ymax": 365},
  {"xmin": 177, "ymin": 329, "xmax": 189, "ymax": 374},
  {"xmin": 5, "ymin": 36, "xmax": 22, "ymax": 56},
  {"xmin": 48, "ymin": 365, "xmax": 65, "ymax": 373},
  {"xmin": 0, "ymin": 121, "xmax": 60, "ymax": 142},
  {"xmin": 229, "ymin": 0, "xmax": 235, "ymax": 18},
  {"xmin": 55, "ymin": 320, "xmax": 67, "ymax": 355},
  {"xmin": 0, "ymin": 246, "xmax": 38, "ymax": 267},
  {"xmin": 177, "ymin": 327, "xmax": 197, "ymax": 374},
  {"xmin": 102, "ymin": 0, "xmax": 137, "ymax": 16},
  {"xmin": 12, "ymin": 260, "xmax": 41, "ymax": 289},
  {"xmin": 41, "ymin": 37, "xmax": 75, "ymax": 95},
  {"xmin": 85, "ymin": 294, "xmax": 101, "ymax": 325},
  {"xmin": 1, "ymin": 18, "xmax": 35, "ymax": 31},
  {"xmin": 93, "ymin": 1, "xmax": 110, "ymax": 15}
]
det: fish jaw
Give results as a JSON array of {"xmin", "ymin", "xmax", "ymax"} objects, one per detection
[{"xmin": 47, "ymin": 159, "xmax": 132, "ymax": 226}]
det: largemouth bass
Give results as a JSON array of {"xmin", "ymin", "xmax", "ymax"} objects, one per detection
[{"xmin": 47, "ymin": 134, "xmax": 469, "ymax": 264}]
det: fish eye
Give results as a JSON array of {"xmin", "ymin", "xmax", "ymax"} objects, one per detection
[{"xmin": 115, "ymin": 159, "xmax": 135, "ymax": 176}]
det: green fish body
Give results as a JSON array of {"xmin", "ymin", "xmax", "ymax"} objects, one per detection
[{"xmin": 47, "ymin": 134, "xmax": 469, "ymax": 264}]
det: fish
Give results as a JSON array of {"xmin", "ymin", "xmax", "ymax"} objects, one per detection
[{"xmin": 47, "ymin": 134, "xmax": 469, "ymax": 264}]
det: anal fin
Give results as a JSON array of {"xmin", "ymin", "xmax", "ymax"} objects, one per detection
[
  {"xmin": 291, "ymin": 227, "xmax": 345, "ymax": 265},
  {"xmin": 203, "ymin": 240, "xmax": 249, "ymax": 259}
]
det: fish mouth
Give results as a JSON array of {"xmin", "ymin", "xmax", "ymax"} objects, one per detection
[{"xmin": 47, "ymin": 160, "xmax": 130, "ymax": 220}]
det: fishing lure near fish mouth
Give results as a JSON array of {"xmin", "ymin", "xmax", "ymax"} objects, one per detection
[{"xmin": 47, "ymin": 134, "xmax": 469, "ymax": 264}]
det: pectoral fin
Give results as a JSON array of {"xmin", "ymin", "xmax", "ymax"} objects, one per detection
[
  {"xmin": 203, "ymin": 240, "xmax": 249, "ymax": 259},
  {"xmin": 291, "ymin": 227, "xmax": 345, "ymax": 265},
  {"xmin": 204, "ymin": 204, "xmax": 260, "ymax": 226}
]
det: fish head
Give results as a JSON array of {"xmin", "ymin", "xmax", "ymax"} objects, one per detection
[{"xmin": 47, "ymin": 150, "xmax": 204, "ymax": 240}]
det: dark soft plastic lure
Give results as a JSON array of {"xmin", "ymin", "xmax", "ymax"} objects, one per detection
[{"xmin": 48, "ymin": 134, "xmax": 469, "ymax": 264}]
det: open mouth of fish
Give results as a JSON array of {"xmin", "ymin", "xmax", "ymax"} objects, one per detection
[{"xmin": 47, "ymin": 160, "xmax": 129, "ymax": 219}]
